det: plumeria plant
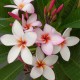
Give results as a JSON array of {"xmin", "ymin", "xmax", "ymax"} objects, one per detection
[{"xmin": 0, "ymin": 0, "xmax": 80, "ymax": 80}]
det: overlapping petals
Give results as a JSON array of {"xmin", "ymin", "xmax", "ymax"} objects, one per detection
[
  {"xmin": 0, "ymin": 20, "xmax": 37, "ymax": 64},
  {"xmin": 4, "ymin": 0, "xmax": 35, "ymax": 15}
]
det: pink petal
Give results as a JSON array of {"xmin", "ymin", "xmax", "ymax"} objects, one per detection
[
  {"xmin": 32, "ymin": 21, "xmax": 42, "ymax": 27},
  {"xmin": 22, "ymin": 3, "xmax": 34, "ymax": 13},
  {"xmin": 41, "ymin": 43, "xmax": 53, "ymax": 55},
  {"xmin": 51, "ymin": 34, "xmax": 64, "ymax": 45},
  {"xmin": 27, "ymin": 13, "xmax": 37, "ymax": 24},
  {"xmin": 44, "ymin": 24, "xmax": 56, "ymax": 33}
]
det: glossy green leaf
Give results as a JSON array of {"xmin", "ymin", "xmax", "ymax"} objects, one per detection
[{"xmin": 0, "ymin": 61, "xmax": 23, "ymax": 80}]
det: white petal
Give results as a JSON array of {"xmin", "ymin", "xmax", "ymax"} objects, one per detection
[
  {"xmin": 51, "ymin": 34, "xmax": 64, "ymax": 45},
  {"xmin": 44, "ymin": 24, "xmax": 56, "ymax": 33},
  {"xmin": 13, "ymin": 0, "xmax": 23, "ymax": 5},
  {"xmin": 21, "ymin": 47, "xmax": 32, "ymax": 65},
  {"xmin": 36, "ymin": 47, "xmax": 45, "ymax": 61},
  {"xmin": 23, "ymin": 0, "xmax": 34, "ymax": 4},
  {"xmin": 41, "ymin": 43, "xmax": 53, "ymax": 55},
  {"xmin": 0, "ymin": 34, "xmax": 17, "ymax": 46},
  {"xmin": 24, "ymin": 32, "xmax": 37, "ymax": 47},
  {"xmin": 60, "ymin": 46, "xmax": 70, "ymax": 61},
  {"xmin": 30, "ymin": 67, "xmax": 43, "ymax": 79},
  {"xmin": 8, "ymin": 46, "xmax": 21, "ymax": 63},
  {"xmin": 12, "ymin": 9, "xmax": 19, "ymax": 15},
  {"xmin": 63, "ymin": 28, "xmax": 72, "ymax": 38},
  {"xmin": 4, "ymin": 5, "xmax": 17, "ymax": 8},
  {"xmin": 27, "ymin": 13, "xmax": 37, "ymax": 24},
  {"xmin": 66, "ymin": 37, "xmax": 80, "ymax": 46},
  {"xmin": 22, "ymin": 3, "xmax": 34, "ymax": 13},
  {"xmin": 32, "ymin": 56, "xmax": 37, "ymax": 66},
  {"xmin": 43, "ymin": 55, "xmax": 58, "ymax": 66},
  {"xmin": 32, "ymin": 21, "xmax": 42, "ymax": 27},
  {"xmin": 43, "ymin": 66, "xmax": 55, "ymax": 80},
  {"xmin": 53, "ymin": 46, "xmax": 61, "ymax": 54},
  {"xmin": 12, "ymin": 20, "xmax": 24, "ymax": 37}
]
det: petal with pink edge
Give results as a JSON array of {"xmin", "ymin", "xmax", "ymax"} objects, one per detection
[
  {"xmin": 51, "ymin": 34, "xmax": 64, "ymax": 45},
  {"xmin": 43, "ymin": 66, "xmax": 55, "ymax": 80},
  {"xmin": 27, "ymin": 13, "xmax": 37, "ymax": 24},
  {"xmin": 32, "ymin": 21, "xmax": 42, "ymax": 27},
  {"xmin": 41, "ymin": 43, "xmax": 53, "ymax": 55},
  {"xmin": 8, "ymin": 46, "xmax": 21, "ymax": 63},
  {"xmin": 44, "ymin": 24, "xmax": 56, "ymax": 33},
  {"xmin": 22, "ymin": 3, "xmax": 34, "ymax": 13},
  {"xmin": 30, "ymin": 67, "xmax": 43, "ymax": 79}
]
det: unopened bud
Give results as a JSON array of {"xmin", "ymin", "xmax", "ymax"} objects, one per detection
[
  {"xmin": 51, "ymin": 8, "xmax": 57, "ymax": 16},
  {"xmin": 44, "ymin": 6, "xmax": 47, "ymax": 16},
  {"xmin": 56, "ymin": 4, "xmax": 64, "ymax": 13},
  {"xmin": 48, "ymin": 0, "xmax": 56, "ymax": 11},
  {"xmin": 8, "ymin": 12, "xmax": 21, "ymax": 21}
]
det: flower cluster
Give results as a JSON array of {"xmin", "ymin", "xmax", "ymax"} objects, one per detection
[{"xmin": 0, "ymin": 0, "xmax": 80, "ymax": 80}]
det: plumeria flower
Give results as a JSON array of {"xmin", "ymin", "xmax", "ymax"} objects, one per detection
[
  {"xmin": 0, "ymin": 20, "xmax": 37, "ymax": 64},
  {"xmin": 4, "ymin": 0, "xmax": 34, "ymax": 15},
  {"xmin": 22, "ymin": 13, "xmax": 42, "ymax": 32},
  {"xmin": 30, "ymin": 47, "xmax": 58, "ymax": 80},
  {"xmin": 35, "ymin": 24, "xmax": 64, "ymax": 55},
  {"xmin": 54, "ymin": 28, "xmax": 80, "ymax": 61}
]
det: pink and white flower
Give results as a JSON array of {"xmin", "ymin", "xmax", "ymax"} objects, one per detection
[
  {"xmin": 35, "ymin": 24, "xmax": 64, "ymax": 55},
  {"xmin": 30, "ymin": 47, "xmax": 58, "ymax": 80},
  {"xmin": 4, "ymin": 0, "xmax": 34, "ymax": 15},
  {"xmin": 0, "ymin": 20, "xmax": 37, "ymax": 64},
  {"xmin": 54, "ymin": 28, "xmax": 80, "ymax": 61},
  {"xmin": 22, "ymin": 13, "xmax": 42, "ymax": 32}
]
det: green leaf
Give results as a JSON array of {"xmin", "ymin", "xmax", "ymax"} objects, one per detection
[
  {"xmin": 0, "ymin": 18, "xmax": 14, "ymax": 34},
  {"xmin": 61, "ymin": 8, "xmax": 80, "ymax": 28},
  {"xmin": 0, "ymin": 45, "xmax": 10, "ymax": 63},
  {"xmin": 0, "ymin": 61, "xmax": 23, "ymax": 80}
]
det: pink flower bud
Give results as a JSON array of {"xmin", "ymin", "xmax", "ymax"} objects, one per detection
[
  {"xmin": 48, "ymin": 0, "xmax": 56, "ymax": 11},
  {"xmin": 44, "ymin": 6, "xmax": 47, "ymax": 15},
  {"xmin": 51, "ymin": 8, "xmax": 57, "ymax": 16},
  {"xmin": 25, "ymin": 12, "xmax": 28, "ymax": 19},
  {"xmin": 8, "ymin": 12, "xmax": 21, "ymax": 21},
  {"xmin": 10, "ymin": 23, "xmax": 13, "ymax": 27},
  {"xmin": 56, "ymin": 4, "xmax": 64, "ymax": 13}
]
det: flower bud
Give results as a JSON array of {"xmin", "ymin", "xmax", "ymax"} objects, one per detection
[
  {"xmin": 48, "ymin": 0, "xmax": 56, "ymax": 11},
  {"xmin": 8, "ymin": 12, "xmax": 21, "ymax": 21},
  {"xmin": 56, "ymin": 4, "xmax": 64, "ymax": 13},
  {"xmin": 51, "ymin": 8, "xmax": 57, "ymax": 16},
  {"xmin": 44, "ymin": 6, "xmax": 47, "ymax": 16}
]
